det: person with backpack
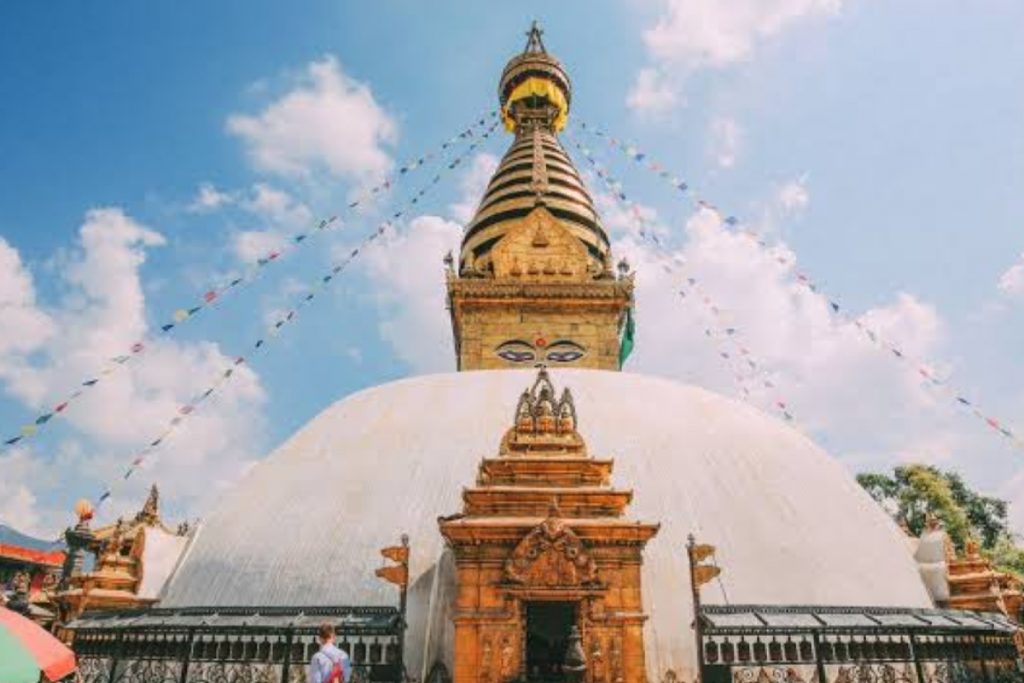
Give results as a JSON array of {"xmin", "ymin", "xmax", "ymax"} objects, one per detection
[{"xmin": 308, "ymin": 622, "xmax": 353, "ymax": 683}]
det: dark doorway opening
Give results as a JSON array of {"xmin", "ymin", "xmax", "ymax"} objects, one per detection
[{"xmin": 524, "ymin": 602, "xmax": 576, "ymax": 682}]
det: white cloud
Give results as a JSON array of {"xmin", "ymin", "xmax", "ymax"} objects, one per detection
[
  {"xmin": 645, "ymin": 0, "xmax": 842, "ymax": 69},
  {"xmin": 360, "ymin": 215, "xmax": 461, "ymax": 373},
  {"xmin": 998, "ymin": 253, "xmax": 1024, "ymax": 296},
  {"xmin": 629, "ymin": 0, "xmax": 844, "ymax": 112},
  {"xmin": 1, "ymin": 209, "xmax": 165, "ymax": 407},
  {"xmin": 229, "ymin": 184, "xmax": 314, "ymax": 263},
  {"xmin": 778, "ymin": 177, "xmax": 811, "ymax": 212},
  {"xmin": 227, "ymin": 55, "xmax": 397, "ymax": 181},
  {"xmin": 609, "ymin": 202, "xmax": 957, "ymax": 478},
  {"xmin": 999, "ymin": 469, "xmax": 1024, "ymax": 533},
  {"xmin": 626, "ymin": 68, "xmax": 679, "ymax": 116},
  {"xmin": 188, "ymin": 182, "xmax": 234, "ymax": 213},
  {"xmin": 244, "ymin": 183, "xmax": 313, "ymax": 228},
  {"xmin": 0, "ymin": 208, "xmax": 266, "ymax": 534},
  {"xmin": 0, "ymin": 239, "xmax": 56, "ymax": 379},
  {"xmin": 709, "ymin": 116, "xmax": 743, "ymax": 168},
  {"xmin": 184, "ymin": 180, "xmax": 316, "ymax": 264},
  {"xmin": 65, "ymin": 208, "xmax": 166, "ymax": 343},
  {"xmin": 0, "ymin": 448, "xmax": 49, "ymax": 537},
  {"xmin": 449, "ymin": 153, "xmax": 499, "ymax": 224},
  {"xmin": 741, "ymin": 177, "xmax": 812, "ymax": 238},
  {"xmin": 232, "ymin": 230, "xmax": 289, "ymax": 265},
  {"xmin": 592, "ymin": 186, "xmax": 670, "ymax": 243}
]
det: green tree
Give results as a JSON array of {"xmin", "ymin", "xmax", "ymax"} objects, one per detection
[
  {"xmin": 942, "ymin": 470, "xmax": 1009, "ymax": 549},
  {"xmin": 989, "ymin": 536, "xmax": 1024, "ymax": 577},
  {"xmin": 856, "ymin": 464, "xmax": 1009, "ymax": 555}
]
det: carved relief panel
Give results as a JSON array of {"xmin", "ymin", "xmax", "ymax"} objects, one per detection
[
  {"xmin": 490, "ymin": 207, "xmax": 592, "ymax": 283},
  {"xmin": 505, "ymin": 514, "xmax": 599, "ymax": 588}
]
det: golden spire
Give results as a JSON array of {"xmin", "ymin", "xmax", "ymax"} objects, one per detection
[
  {"xmin": 447, "ymin": 27, "xmax": 633, "ymax": 372},
  {"xmin": 459, "ymin": 23, "xmax": 609, "ymax": 278}
]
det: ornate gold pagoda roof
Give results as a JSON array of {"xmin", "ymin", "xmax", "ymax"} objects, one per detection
[
  {"xmin": 459, "ymin": 24, "xmax": 610, "ymax": 278},
  {"xmin": 440, "ymin": 368, "xmax": 658, "ymax": 538}
]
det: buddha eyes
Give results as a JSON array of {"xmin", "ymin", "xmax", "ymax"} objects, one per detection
[
  {"xmin": 495, "ymin": 340, "xmax": 586, "ymax": 363},
  {"xmin": 497, "ymin": 348, "xmax": 536, "ymax": 363},
  {"xmin": 544, "ymin": 341, "xmax": 585, "ymax": 363},
  {"xmin": 496, "ymin": 341, "xmax": 537, "ymax": 363},
  {"xmin": 546, "ymin": 349, "xmax": 584, "ymax": 363}
]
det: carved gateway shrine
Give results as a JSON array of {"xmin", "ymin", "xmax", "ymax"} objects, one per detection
[
  {"xmin": 439, "ymin": 370, "xmax": 659, "ymax": 683},
  {"xmin": 55, "ymin": 485, "xmax": 191, "ymax": 622}
]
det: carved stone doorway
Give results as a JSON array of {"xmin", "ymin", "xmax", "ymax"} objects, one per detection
[{"xmin": 524, "ymin": 601, "xmax": 577, "ymax": 682}]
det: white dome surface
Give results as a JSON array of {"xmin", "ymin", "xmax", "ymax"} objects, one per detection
[{"xmin": 160, "ymin": 369, "xmax": 931, "ymax": 680}]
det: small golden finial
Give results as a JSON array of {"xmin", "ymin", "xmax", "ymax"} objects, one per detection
[
  {"xmin": 515, "ymin": 390, "xmax": 535, "ymax": 433},
  {"xmin": 525, "ymin": 20, "xmax": 546, "ymax": 53},
  {"xmin": 501, "ymin": 366, "xmax": 587, "ymax": 455},
  {"xmin": 557, "ymin": 388, "xmax": 577, "ymax": 433},
  {"xmin": 136, "ymin": 483, "xmax": 160, "ymax": 524},
  {"xmin": 74, "ymin": 498, "xmax": 94, "ymax": 525},
  {"xmin": 535, "ymin": 384, "xmax": 556, "ymax": 434}
]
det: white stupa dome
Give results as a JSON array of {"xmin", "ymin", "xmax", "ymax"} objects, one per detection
[{"xmin": 159, "ymin": 369, "xmax": 931, "ymax": 681}]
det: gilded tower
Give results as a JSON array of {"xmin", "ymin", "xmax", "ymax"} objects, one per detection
[{"xmin": 447, "ymin": 24, "xmax": 634, "ymax": 371}]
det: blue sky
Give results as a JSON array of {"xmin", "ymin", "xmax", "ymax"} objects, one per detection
[{"xmin": 2, "ymin": 0, "xmax": 1024, "ymax": 536}]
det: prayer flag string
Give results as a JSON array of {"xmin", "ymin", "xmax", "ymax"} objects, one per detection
[
  {"xmin": 2, "ymin": 111, "xmax": 498, "ymax": 454},
  {"xmin": 680, "ymin": 274, "xmax": 798, "ymax": 424},
  {"xmin": 566, "ymin": 132, "xmax": 800, "ymax": 426},
  {"xmin": 88, "ymin": 119, "xmax": 501, "ymax": 514},
  {"xmin": 573, "ymin": 119, "xmax": 1024, "ymax": 452}
]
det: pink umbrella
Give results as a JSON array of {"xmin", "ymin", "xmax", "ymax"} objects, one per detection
[{"xmin": 0, "ymin": 606, "xmax": 77, "ymax": 683}]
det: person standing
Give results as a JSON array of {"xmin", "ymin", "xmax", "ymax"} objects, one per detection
[{"xmin": 308, "ymin": 623, "xmax": 352, "ymax": 683}]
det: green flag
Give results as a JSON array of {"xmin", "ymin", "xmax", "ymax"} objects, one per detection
[{"xmin": 618, "ymin": 307, "xmax": 636, "ymax": 367}]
